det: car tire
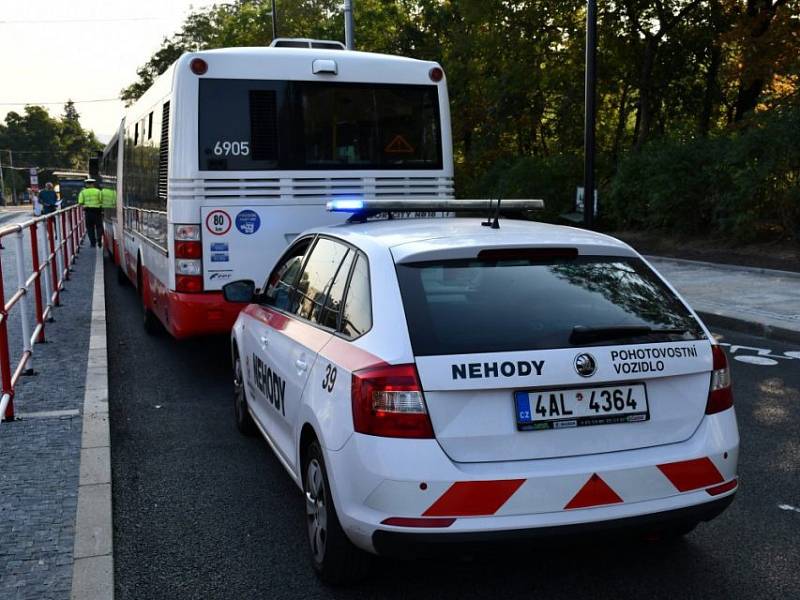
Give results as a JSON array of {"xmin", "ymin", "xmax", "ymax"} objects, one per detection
[
  {"xmin": 303, "ymin": 439, "xmax": 370, "ymax": 585},
  {"xmin": 233, "ymin": 353, "xmax": 257, "ymax": 436}
]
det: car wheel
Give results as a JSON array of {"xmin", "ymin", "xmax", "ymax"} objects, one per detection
[
  {"xmin": 304, "ymin": 440, "xmax": 370, "ymax": 585},
  {"xmin": 233, "ymin": 353, "xmax": 256, "ymax": 436}
]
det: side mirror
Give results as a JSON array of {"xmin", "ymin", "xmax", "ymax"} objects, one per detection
[{"xmin": 222, "ymin": 280, "xmax": 256, "ymax": 303}]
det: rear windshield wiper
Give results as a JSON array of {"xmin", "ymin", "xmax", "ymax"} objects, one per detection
[{"xmin": 570, "ymin": 325, "xmax": 690, "ymax": 345}]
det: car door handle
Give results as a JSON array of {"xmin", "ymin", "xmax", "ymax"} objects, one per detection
[
  {"xmin": 259, "ymin": 336, "xmax": 269, "ymax": 347},
  {"xmin": 295, "ymin": 359, "xmax": 308, "ymax": 372}
]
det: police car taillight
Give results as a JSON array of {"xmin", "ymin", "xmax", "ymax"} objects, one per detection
[
  {"xmin": 706, "ymin": 345, "xmax": 733, "ymax": 414},
  {"xmin": 352, "ymin": 364, "xmax": 434, "ymax": 439}
]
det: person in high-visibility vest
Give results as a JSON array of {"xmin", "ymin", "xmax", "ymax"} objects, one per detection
[
  {"xmin": 100, "ymin": 186, "xmax": 117, "ymax": 210},
  {"xmin": 78, "ymin": 179, "xmax": 103, "ymax": 248}
]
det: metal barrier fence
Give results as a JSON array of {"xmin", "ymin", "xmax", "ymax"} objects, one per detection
[{"xmin": 0, "ymin": 205, "xmax": 86, "ymax": 423}]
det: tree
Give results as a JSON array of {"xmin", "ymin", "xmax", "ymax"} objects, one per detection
[
  {"xmin": 115, "ymin": 0, "xmax": 799, "ymax": 239},
  {"xmin": 0, "ymin": 103, "xmax": 102, "ymax": 197}
]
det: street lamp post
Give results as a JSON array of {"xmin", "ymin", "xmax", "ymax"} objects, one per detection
[
  {"xmin": 344, "ymin": 0, "xmax": 355, "ymax": 50},
  {"xmin": 8, "ymin": 151, "xmax": 16, "ymax": 205},
  {"xmin": 583, "ymin": 0, "xmax": 597, "ymax": 228},
  {"xmin": 270, "ymin": 0, "xmax": 277, "ymax": 41},
  {"xmin": 0, "ymin": 151, "xmax": 5, "ymax": 206}
]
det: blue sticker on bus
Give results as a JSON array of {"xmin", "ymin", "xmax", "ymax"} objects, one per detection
[
  {"xmin": 210, "ymin": 242, "xmax": 229, "ymax": 252},
  {"xmin": 210, "ymin": 253, "xmax": 229, "ymax": 262},
  {"xmin": 235, "ymin": 210, "xmax": 261, "ymax": 235}
]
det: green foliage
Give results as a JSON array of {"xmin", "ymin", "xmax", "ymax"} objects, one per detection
[
  {"xmin": 605, "ymin": 106, "xmax": 800, "ymax": 240},
  {"xmin": 0, "ymin": 102, "xmax": 102, "ymax": 197},
  {"xmin": 117, "ymin": 0, "xmax": 800, "ymax": 241},
  {"xmin": 461, "ymin": 154, "xmax": 584, "ymax": 223}
]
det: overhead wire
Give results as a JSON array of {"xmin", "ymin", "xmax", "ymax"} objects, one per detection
[
  {"xmin": 0, "ymin": 16, "xmax": 165, "ymax": 25},
  {"xmin": 0, "ymin": 98, "xmax": 120, "ymax": 106}
]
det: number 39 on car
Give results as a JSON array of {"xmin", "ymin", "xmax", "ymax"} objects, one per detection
[{"xmin": 224, "ymin": 199, "xmax": 739, "ymax": 584}]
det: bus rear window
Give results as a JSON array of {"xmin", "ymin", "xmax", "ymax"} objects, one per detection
[{"xmin": 198, "ymin": 79, "xmax": 442, "ymax": 171}]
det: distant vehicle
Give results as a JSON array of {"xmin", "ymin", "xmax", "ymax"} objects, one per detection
[
  {"xmin": 224, "ymin": 199, "xmax": 739, "ymax": 584},
  {"xmin": 101, "ymin": 40, "xmax": 454, "ymax": 338},
  {"xmin": 52, "ymin": 172, "xmax": 88, "ymax": 208}
]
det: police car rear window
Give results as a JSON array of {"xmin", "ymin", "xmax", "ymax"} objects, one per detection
[{"xmin": 395, "ymin": 255, "xmax": 704, "ymax": 356}]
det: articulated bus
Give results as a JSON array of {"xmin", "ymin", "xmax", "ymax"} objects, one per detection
[{"xmin": 103, "ymin": 39, "xmax": 454, "ymax": 338}]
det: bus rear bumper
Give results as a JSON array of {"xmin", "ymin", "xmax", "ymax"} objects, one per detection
[{"xmin": 165, "ymin": 291, "xmax": 243, "ymax": 338}]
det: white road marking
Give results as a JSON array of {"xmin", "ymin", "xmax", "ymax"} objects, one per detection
[
  {"xmin": 717, "ymin": 342, "xmax": 800, "ymax": 367},
  {"xmin": 16, "ymin": 409, "xmax": 80, "ymax": 419},
  {"xmin": 734, "ymin": 356, "xmax": 779, "ymax": 366},
  {"xmin": 778, "ymin": 504, "xmax": 800, "ymax": 514}
]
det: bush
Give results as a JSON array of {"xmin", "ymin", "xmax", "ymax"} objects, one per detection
[
  {"xmin": 606, "ymin": 106, "xmax": 800, "ymax": 241},
  {"xmin": 460, "ymin": 153, "xmax": 584, "ymax": 223},
  {"xmin": 461, "ymin": 106, "xmax": 799, "ymax": 241}
]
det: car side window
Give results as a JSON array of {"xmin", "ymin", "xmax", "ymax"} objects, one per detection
[
  {"xmin": 263, "ymin": 238, "xmax": 312, "ymax": 311},
  {"xmin": 340, "ymin": 253, "xmax": 371, "ymax": 338},
  {"xmin": 316, "ymin": 250, "xmax": 355, "ymax": 329},
  {"xmin": 291, "ymin": 238, "xmax": 350, "ymax": 322}
]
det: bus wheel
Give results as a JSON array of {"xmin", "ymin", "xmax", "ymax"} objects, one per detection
[
  {"xmin": 142, "ymin": 305, "xmax": 161, "ymax": 336},
  {"xmin": 137, "ymin": 263, "xmax": 161, "ymax": 335},
  {"xmin": 116, "ymin": 265, "xmax": 128, "ymax": 286}
]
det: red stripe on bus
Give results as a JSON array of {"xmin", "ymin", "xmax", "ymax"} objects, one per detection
[
  {"xmin": 657, "ymin": 457, "xmax": 724, "ymax": 492},
  {"xmin": 564, "ymin": 473, "xmax": 624, "ymax": 510},
  {"xmin": 422, "ymin": 479, "xmax": 525, "ymax": 517}
]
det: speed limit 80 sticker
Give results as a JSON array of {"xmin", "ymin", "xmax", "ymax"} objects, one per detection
[{"xmin": 206, "ymin": 210, "xmax": 232, "ymax": 235}]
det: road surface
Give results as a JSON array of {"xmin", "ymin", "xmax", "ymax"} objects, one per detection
[{"xmin": 105, "ymin": 257, "xmax": 800, "ymax": 599}]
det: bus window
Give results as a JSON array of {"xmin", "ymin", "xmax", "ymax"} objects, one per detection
[{"xmin": 198, "ymin": 79, "xmax": 442, "ymax": 171}]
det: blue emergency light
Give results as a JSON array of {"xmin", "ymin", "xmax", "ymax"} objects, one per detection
[
  {"xmin": 325, "ymin": 198, "xmax": 545, "ymax": 215},
  {"xmin": 326, "ymin": 198, "xmax": 365, "ymax": 212}
]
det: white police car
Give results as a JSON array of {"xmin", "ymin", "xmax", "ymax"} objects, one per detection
[{"xmin": 224, "ymin": 199, "xmax": 739, "ymax": 583}]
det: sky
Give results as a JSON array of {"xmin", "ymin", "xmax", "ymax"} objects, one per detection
[{"xmin": 0, "ymin": 0, "xmax": 221, "ymax": 143}]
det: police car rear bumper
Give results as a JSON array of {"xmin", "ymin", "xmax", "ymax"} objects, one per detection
[
  {"xmin": 325, "ymin": 409, "xmax": 739, "ymax": 554},
  {"xmin": 370, "ymin": 493, "xmax": 735, "ymax": 557}
]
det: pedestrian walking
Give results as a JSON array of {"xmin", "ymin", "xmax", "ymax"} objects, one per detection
[
  {"xmin": 39, "ymin": 182, "xmax": 58, "ymax": 215},
  {"xmin": 78, "ymin": 178, "xmax": 103, "ymax": 248}
]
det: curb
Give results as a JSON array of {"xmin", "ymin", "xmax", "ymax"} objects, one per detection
[
  {"xmin": 71, "ymin": 250, "xmax": 114, "ymax": 599},
  {"xmin": 698, "ymin": 311, "xmax": 800, "ymax": 346},
  {"xmin": 645, "ymin": 254, "xmax": 800, "ymax": 280}
]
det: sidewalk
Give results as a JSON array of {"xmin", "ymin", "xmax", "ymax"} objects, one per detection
[
  {"xmin": 0, "ymin": 238, "xmax": 109, "ymax": 599},
  {"xmin": 647, "ymin": 256, "xmax": 800, "ymax": 344}
]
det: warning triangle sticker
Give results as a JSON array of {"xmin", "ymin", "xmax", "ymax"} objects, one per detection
[
  {"xmin": 384, "ymin": 134, "xmax": 415, "ymax": 154},
  {"xmin": 564, "ymin": 473, "xmax": 623, "ymax": 510}
]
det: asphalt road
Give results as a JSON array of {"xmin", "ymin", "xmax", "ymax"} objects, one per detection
[{"xmin": 106, "ymin": 256, "xmax": 800, "ymax": 600}]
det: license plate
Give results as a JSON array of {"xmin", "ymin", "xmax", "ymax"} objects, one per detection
[{"xmin": 514, "ymin": 383, "xmax": 649, "ymax": 431}]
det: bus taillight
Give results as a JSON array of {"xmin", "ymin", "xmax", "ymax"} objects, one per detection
[
  {"xmin": 176, "ymin": 275, "xmax": 204, "ymax": 293},
  {"xmin": 175, "ymin": 241, "xmax": 202, "ymax": 259},
  {"xmin": 174, "ymin": 225, "xmax": 203, "ymax": 293}
]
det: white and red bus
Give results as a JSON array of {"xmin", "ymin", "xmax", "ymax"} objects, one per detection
[{"xmin": 103, "ymin": 40, "xmax": 454, "ymax": 338}]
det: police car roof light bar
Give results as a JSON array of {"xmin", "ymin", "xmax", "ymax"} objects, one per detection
[{"xmin": 326, "ymin": 198, "xmax": 545, "ymax": 218}]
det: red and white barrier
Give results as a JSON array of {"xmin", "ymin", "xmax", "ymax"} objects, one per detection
[{"xmin": 0, "ymin": 205, "xmax": 86, "ymax": 423}]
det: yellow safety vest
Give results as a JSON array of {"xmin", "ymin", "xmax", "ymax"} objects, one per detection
[
  {"xmin": 101, "ymin": 188, "xmax": 117, "ymax": 209},
  {"xmin": 78, "ymin": 187, "xmax": 103, "ymax": 208}
]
